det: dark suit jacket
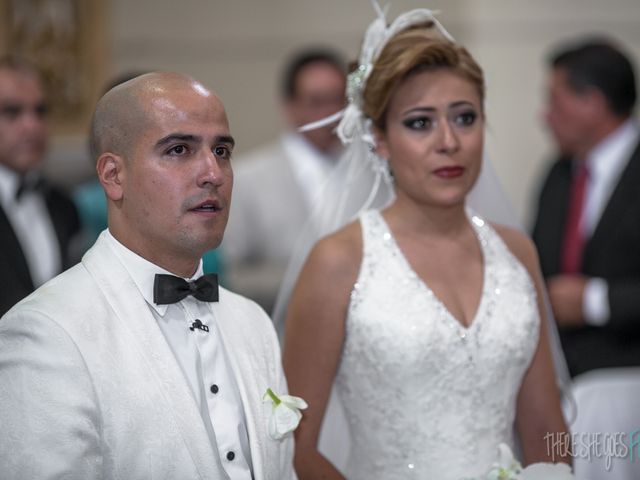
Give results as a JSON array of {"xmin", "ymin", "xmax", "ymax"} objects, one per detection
[
  {"xmin": 532, "ymin": 141, "xmax": 640, "ymax": 377},
  {"xmin": 0, "ymin": 182, "xmax": 80, "ymax": 316}
]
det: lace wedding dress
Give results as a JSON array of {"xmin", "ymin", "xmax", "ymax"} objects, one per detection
[{"xmin": 334, "ymin": 209, "xmax": 540, "ymax": 480}]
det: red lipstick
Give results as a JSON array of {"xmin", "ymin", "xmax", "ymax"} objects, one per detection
[{"xmin": 433, "ymin": 166, "xmax": 465, "ymax": 179}]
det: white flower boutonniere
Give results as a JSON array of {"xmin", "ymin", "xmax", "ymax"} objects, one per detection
[
  {"xmin": 483, "ymin": 443, "xmax": 575, "ymax": 480},
  {"xmin": 263, "ymin": 388, "xmax": 308, "ymax": 440}
]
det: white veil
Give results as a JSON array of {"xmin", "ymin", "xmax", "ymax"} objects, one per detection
[
  {"xmin": 272, "ymin": 2, "xmax": 573, "ymax": 473},
  {"xmin": 272, "ymin": 4, "xmax": 455, "ymax": 333}
]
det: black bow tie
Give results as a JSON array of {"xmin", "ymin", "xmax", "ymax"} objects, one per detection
[
  {"xmin": 15, "ymin": 176, "xmax": 45, "ymax": 201},
  {"xmin": 153, "ymin": 273, "xmax": 219, "ymax": 305}
]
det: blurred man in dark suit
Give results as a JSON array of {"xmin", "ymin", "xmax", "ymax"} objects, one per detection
[
  {"xmin": 532, "ymin": 38, "xmax": 640, "ymax": 377},
  {"xmin": 0, "ymin": 56, "xmax": 80, "ymax": 316}
]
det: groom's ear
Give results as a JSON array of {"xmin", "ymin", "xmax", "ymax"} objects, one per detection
[
  {"xmin": 373, "ymin": 126, "xmax": 390, "ymax": 160},
  {"xmin": 97, "ymin": 152, "xmax": 125, "ymax": 202}
]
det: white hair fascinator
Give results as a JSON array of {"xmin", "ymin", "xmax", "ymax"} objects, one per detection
[{"xmin": 337, "ymin": 4, "xmax": 453, "ymax": 145}]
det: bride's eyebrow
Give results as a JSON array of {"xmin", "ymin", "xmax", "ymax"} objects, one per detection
[
  {"xmin": 449, "ymin": 101, "xmax": 476, "ymax": 109},
  {"xmin": 402, "ymin": 106, "xmax": 436, "ymax": 116},
  {"xmin": 402, "ymin": 100, "xmax": 477, "ymax": 116}
]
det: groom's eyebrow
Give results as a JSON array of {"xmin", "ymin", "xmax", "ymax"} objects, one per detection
[
  {"xmin": 155, "ymin": 133, "xmax": 201, "ymax": 148},
  {"xmin": 154, "ymin": 133, "xmax": 235, "ymax": 149},
  {"xmin": 215, "ymin": 135, "xmax": 235, "ymax": 148}
]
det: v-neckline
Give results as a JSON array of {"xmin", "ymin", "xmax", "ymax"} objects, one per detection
[{"xmin": 374, "ymin": 210, "xmax": 490, "ymax": 332}]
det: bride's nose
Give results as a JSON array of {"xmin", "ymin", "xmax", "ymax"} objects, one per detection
[{"xmin": 435, "ymin": 121, "xmax": 460, "ymax": 154}]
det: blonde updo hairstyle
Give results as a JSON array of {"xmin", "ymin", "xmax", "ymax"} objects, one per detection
[{"xmin": 362, "ymin": 23, "xmax": 485, "ymax": 130}]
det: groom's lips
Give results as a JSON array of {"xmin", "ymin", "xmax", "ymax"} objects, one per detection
[{"xmin": 189, "ymin": 198, "xmax": 223, "ymax": 217}]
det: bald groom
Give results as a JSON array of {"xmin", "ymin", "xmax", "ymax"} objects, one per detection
[{"xmin": 0, "ymin": 73, "xmax": 296, "ymax": 480}]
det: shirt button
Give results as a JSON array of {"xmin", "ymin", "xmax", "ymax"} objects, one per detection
[
  {"xmin": 210, "ymin": 384, "xmax": 219, "ymax": 394},
  {"xmin": 226, "ymin": 451, "xmax": 235, "ymax": 461}
]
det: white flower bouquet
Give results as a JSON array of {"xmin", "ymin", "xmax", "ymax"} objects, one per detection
[{"xmin": 476, "ymin": 443, "xmax": 575, "ymax": 480}]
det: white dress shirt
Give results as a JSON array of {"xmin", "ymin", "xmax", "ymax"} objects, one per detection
[
  {"xmin": 281, "ymin": 132, "xmax": 338, "ymax": 210},
  {"xmin": 580, "ymin": 119, "xmax": 640, "ymax": 326},
  {"xmin": 105, "ymin": 231, "xmax": 253, "ymax": 479},
  {"xmin": 0, "ymin": 164, "xmax": 60, "ymax": 287}
]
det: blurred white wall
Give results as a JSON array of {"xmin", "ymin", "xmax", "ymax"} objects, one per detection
[{"xmin": 48, "ymin": 0, "xmax": 640, "ymax": 227}]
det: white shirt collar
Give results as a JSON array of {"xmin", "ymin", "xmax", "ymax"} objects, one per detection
[
  {"xmin": 104, "ymin": 230, "xmax": 204, "ymax": 317},
  {"xmin": 0, "ymin": 164, "xmax": 45, "ymax": 207},
  {"xmin": 586, "ymin": 118, "xmax": 640, "ymax": 178},
  {"xmin": 0, "ymin": 163, "xmax": 21, "ymax": 207}
]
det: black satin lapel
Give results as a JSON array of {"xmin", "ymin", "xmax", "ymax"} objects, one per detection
[
  {"xmin": 533, "ymin": 158, "xmax": 573, "ymax": 277},
  {"xmin": 0, "ymin": 204, "xmax": 34, "ymax": 291},
  {"xmin": 584, "ymin": 142, "xmax": 640, "ymax": 262},
  {"xmin": 43, "ymin": 185, "xmax": 80, "ymax": 268}
]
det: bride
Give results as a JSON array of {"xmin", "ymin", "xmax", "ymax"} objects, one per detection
[{"xmin": 281, "ymin": 7, "xmax": 571, "ymax": 480}]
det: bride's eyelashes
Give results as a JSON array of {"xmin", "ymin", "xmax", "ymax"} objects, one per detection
[
  {"xmin": 402, "ymin": 116, "xmax": 433, "ymax": 131},
  {"xmin": 401, "ymin": 109, "xmax": 478, "ymax": 132},
  {"xmin": 453, "ymin": 109, "xmax": 478, "ymax": 127}
]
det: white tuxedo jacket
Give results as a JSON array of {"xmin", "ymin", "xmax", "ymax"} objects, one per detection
[{"xmin": 0, "ymin": 234, "xmax": 296, "ymax": 480}]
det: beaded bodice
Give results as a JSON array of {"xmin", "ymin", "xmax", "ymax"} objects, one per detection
[{"xmin": 334, "ymin": 210, "xmax": 539, "ymax": 480}]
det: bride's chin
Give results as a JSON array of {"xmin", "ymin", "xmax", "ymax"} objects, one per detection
[
  {"xmin": 423, "ymin": 191, "xmax": 470, "ymax": 210},
  {"xmin": 395, "ymin": 185, "xmax": 471, "ymax": 212}
]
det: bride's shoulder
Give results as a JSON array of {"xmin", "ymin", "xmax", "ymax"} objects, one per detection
[
  {"xmin": 490, "ymin": 223, "xmax": 540, "ymax": 273},
  {"xmin": 307, "ymin": 220, "xmax": 363, "ymax": 277},
  {"xmin": 292, "ymin": 221, "xmax": 362, "ymax": 312}
]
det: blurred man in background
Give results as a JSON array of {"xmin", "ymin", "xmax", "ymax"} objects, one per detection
[
  {"xmin": 532, "ymin": 38, "xmax": 640, "ymax": 377},
  {"xmin": 0, "ymin": 56, "xmax": 80, "ymax": 316},
  {"xmin": 222, "ymin": 47, "xmax": 346, "ymax": 314}
]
